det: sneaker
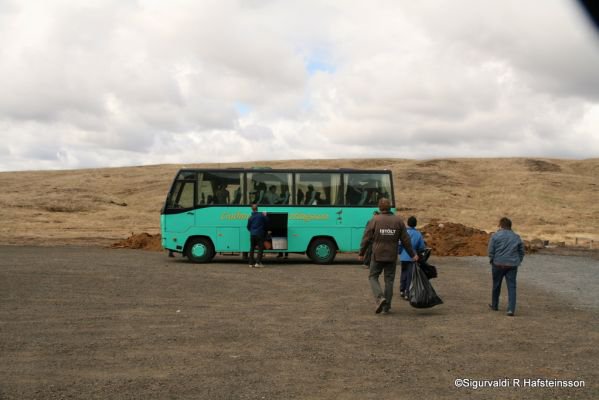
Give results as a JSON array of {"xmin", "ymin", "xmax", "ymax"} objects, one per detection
[
  {"xmin": 249, "ymin": 264, "xmax": 254, "ymax": 268},
  {"xmin": 254, "ymin": 263, "xmax": 264, "ymax": 268},
  {"xmin": 488, "ymin": 304, "xmax": 498, "ymax": 311},
  {"xmin": 506, "ymin": 311, "xmax": 514, "ymax": 317},
  {"xmin": 375, "ymin": 298, "xmax": 387, "ymax": 314}
]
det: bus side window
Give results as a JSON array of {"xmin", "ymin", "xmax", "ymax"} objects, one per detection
[
  {"xmin": 232, "ymin": 187, "xmax": 241, "ymax": 204},
  {"xmin": 313, "ymin": 192, "xmax": 323, "ymax": 205},
  {"xmin": 297, "ymin": 188, "xmax": 304, "ymax": 205},
  {"xmin": 358, "ymin": 190, "xmax": 368, "ymax": 205},
  {"xmin": 256, "ymin": 186, "xmax": 266, "ymax": 204}
]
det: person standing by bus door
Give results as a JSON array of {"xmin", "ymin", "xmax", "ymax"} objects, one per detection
[
  {"xmin": 247, "ymin": 204, "xmax": 269, "ymax": 268},
  {"xmin": 359, "ymin": 198, "xmax": 418, "ymax": 314}
]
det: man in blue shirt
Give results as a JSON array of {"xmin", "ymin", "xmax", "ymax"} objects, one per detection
[
  {"xmin": 488, "ymin": 217, "xmax": 525, "ymax": 316},
  {"xmin": 398, "ymin": 216, "xmax": 426, "ymax": 300},
  {"xmin": 247, "ymin": 204, "xmax": 269, "ymax": 268}
]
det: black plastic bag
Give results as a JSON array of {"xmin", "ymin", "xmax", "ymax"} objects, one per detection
[
  {"xmin": 416, "ymin": 248, "xmax": 437, "ymax": 279},
  {"xmin": 408, "ymin": 262, "xmax": 443, "ymax": 308},
  {"xmin": 418, "ymin": 248, "xmax": 431, "ymax": 263},
  {"xmin": 420, "ymin": 261, "xmax": 438, "ymax": 279}
]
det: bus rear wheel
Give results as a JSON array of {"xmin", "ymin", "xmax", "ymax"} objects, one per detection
[
  {"xmin": 308, "ymin": 238, "xmax": 336, "ymax": 264},
  {"xmin": 186, "ymin": 237, "xmax": 215, "ymax": 263}
]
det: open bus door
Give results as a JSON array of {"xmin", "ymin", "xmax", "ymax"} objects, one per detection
[{"xmin": 265, "ymin": 212, "xmax": 288, "ymax": 251}]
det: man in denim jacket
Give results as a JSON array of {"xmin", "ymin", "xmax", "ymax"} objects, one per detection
[{"xmin": 488, "ymin": 217, "xmax": 525, "ymax": 316}]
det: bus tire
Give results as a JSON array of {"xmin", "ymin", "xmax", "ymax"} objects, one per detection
[
  {"xmin": 186, "ymin": 237, "xmax": 215, "ymax": 263},
  {"xmin": 308, "ymin": 238, "xmax": 336, "ymax": 264}
]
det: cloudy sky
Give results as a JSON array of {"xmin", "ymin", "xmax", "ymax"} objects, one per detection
[{"xmin": 1, "ymin": 0, "xmax": 598, "ymax": 171}]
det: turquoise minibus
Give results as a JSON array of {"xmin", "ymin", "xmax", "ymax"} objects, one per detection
[{"xmin": 160, "ymin": 168, "xmax": 394, "ymax": 264}]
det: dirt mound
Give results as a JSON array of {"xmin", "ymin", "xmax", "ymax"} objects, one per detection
[
  {"xmin": 111, "ymin": 233, "xmax": 163, "ymax": 251},
  {"xmin": 421, "ymin": 222, "xmax": 491, "ymax": 256}
]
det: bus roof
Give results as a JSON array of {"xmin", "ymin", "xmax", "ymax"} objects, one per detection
[{"xmin": 176, "ymin": 167, "xmax": 392, "ymax": 173}]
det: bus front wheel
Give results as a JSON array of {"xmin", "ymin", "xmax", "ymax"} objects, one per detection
[
  {"xmin": 308, "ymin": 238, "xmax": 336, "ymax": 264},
  {"xmin": 186, "ymin": 237, "xmax": 215, "ymax": 263}
]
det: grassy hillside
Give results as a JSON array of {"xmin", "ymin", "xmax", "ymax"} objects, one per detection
[{"xmin": 0, "ymin": 158, "xmax": 597, "ymax": 246}]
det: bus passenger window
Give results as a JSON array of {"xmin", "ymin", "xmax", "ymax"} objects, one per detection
[
  {"xmin": 232, "ymin": 188, "xmax": 241, "ymax": 204},
  {"xmin": 214, "ymin": 184, "xmax": 230, "ymax": 204},
  {"xmin": 305, "ymin": 185, "xmax": 315, "ymax": 205},
  {"xmin": 297, "ymin": 189, "xmax": 304, "ymax": 205}
]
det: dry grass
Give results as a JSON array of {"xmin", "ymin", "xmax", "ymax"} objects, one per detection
[{"xmin": 0, "ymin": 158, "xmax": 597, "ymax": 246}]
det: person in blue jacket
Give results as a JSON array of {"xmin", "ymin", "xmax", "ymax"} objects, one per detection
[
  {"xmin": 398, "ymin": 216, "xmax": 426, "ymax": 300},
  {"xmin": 247, "ymin": 204, "xmax": 269, "ymax": 268},
  {"xmin": 488, "ymin": 217, "xmax": 525, "ymax": 316}
]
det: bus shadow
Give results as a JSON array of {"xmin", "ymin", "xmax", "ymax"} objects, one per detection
[{"xmin": 167, "ymin": 253, "xmax": 364, "ymax": 266}]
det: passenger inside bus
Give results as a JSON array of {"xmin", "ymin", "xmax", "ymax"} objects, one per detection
[
  {"xmin": 313, "ymin": 192, "xmax": 323, "ymax": 205},
  {"xmin": 252, "ymin": 181, "xmax": 267, "ymax": 204},
  {"xmin": 264, "ymin": 185, "xmax": 280, "ymax": 204},
  {"xmin": 304, "ymin": 185, "xmax": 315, "ymax": 205},
  {"xmin": 297, "ymin": 188, "xmax": 304, "ymax": 204},
  {"xmin": 214, "ymin": 184, "xmax": 230, "ymax": 204},
  {"xmin": 346, "ymin": 184, "xmax": 363, "ymax": 205},
  {"xmin": 231, "ymin": 187, "xmax": 241, "ymax": 204}
]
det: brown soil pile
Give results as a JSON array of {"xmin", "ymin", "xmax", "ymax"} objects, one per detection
[
  {"xmin": 111, "ymin": 233, "xmax": 163, "ymax": 251},
  {"xmin": 421, "ymin": 222, "xmax": 491, "ymax": 256}
]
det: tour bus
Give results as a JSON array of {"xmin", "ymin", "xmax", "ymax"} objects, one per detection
[{"xmin": 160, "ymin": 168, "xmax": 395, "ymax": 264}]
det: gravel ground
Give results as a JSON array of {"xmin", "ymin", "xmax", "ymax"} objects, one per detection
[
  {"xmin": 518, "ymin": 254, "xmax": 599, "ymax": 310},
  {"xmin": 0, "ymin": 246, "xmax": 597, "ymax": 400},
  {"xmin": 458, "ymin": 253, "xmax": 599, "ymax": 310}
]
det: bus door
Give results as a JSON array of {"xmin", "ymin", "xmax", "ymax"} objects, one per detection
[{"xmin": 266, "ymin": 212, "xmax": 289, "ymax": 251}]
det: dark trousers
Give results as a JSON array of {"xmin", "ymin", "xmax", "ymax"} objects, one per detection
[
  {"xmin": 368, "ymin": 260, "xmax": 397, "ymax": 310},
  {"xmin": 491, "ymin": 264, "xmax": 518, "ymax": 312},
  {"xmin": 363, "ymin": 243, "xmax": 373, "ymax": 266},
  {"xmin": 399, "ymin": 261, "xmax": 413, "ymax": 293},
  {"xmin": 249, "ymin": 235, "xmax": 265, "ymax": 265}
]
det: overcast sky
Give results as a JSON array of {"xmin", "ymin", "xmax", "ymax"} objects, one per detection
[{"xmin": 1, "ymin": 0, "xmax": 598, "ymax": 171}]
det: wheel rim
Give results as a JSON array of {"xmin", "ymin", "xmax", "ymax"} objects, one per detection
[
  {"xmin": 191, "ymin": 243, "xmax": 207, "ymax": 258},
  {"xmin": 315, "ymin": 244, "xmax": 331, "ymax": 260}
]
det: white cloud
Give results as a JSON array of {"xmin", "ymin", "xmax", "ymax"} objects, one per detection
[{"xmin": 0, "ymin": 0, "xmax": 598, "ymax": 171}]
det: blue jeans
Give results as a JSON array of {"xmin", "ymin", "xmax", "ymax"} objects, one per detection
[
  {"xmin": 491, "ymin": 264, "xmax": 518, "ymax": 313},
  {"xmin": 399, "ymin": 261, "xmax": 413, "ymax": 293}
]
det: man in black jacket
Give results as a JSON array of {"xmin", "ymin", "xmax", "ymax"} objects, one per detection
[
  {"xmin": 359, "ymin": 198, "xmax": 418, "ymax": 314},
  {"xmin": 247, "ymin": 204, "xmax": 269, "ymax": 268}
]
